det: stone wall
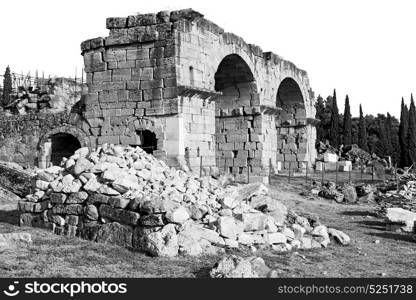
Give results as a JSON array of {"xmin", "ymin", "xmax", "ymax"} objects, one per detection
[{"xmin": 0, "ymin": 112, "xmax": 86, "ymax": 167}]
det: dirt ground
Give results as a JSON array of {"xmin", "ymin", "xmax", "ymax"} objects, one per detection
[{"xmin": 0, "ymin": 181, "xmax": 415, "ymax": 278}]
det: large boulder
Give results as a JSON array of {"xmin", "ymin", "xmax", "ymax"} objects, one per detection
[
  {"xmin": 96, "ymin": 222, "xmax": 133, "ymax": 248},
  {"xmin": 209, "ymin": 255, "xmax": 258, "ymax": 278},
  {"xmin": 165, "ymin": 206, "xmax": 190, "ymax": 224},
  {"xmin": 328, "ymin": 228, "xmax": 350, "ymax": 245},
  {"xmin": 209, "ymin": 255, "xmax": 277, "ymax": 278},
  {"xmin": 385, "ymin": 208, "xmax": 416, "ymax": 232},
  {"xmin": 241, "ymin": 212, "xmax": 277, "ymax": 232},
  {"xmin": 0, "ymin": 232, "xmax": 32, "ymax": 248},
  {"xmin": 134, "ymin": 224, "xmax": 179, "ymax": 257},
  {"xmin": 217, "ymin": 216, "xmax": 242, "ymax": 240},
  {"xmin": 250, "ymin": 195, "xmax": 287, "ymax": 213},
  {"xmin": 341, "ymin": 184, "xmax": 358, "ymax": 203}
]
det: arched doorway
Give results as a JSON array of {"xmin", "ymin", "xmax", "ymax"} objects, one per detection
[
  {"xmin": 276, "ymin": 77, "xmax": 308, "ymax": 171},
  {"xmin": 50, "ymin": 133, "xmax": 81, "ymax": 165},
  {"xmin": 214, "ymin": 54, "xmax": 257, "ymax": 181}
]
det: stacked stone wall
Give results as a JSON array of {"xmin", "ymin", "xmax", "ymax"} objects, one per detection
[{"xmin": 0, "ymin": 112, "xmax": 84, "ymax": 167}]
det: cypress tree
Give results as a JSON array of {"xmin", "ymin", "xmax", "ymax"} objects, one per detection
[
  {"xmin": 2, "ymin": 66, "xmax": 12, "ymax": 107},
  {"xmin": 385, "ymin": 113, "xmax": 394, "ymax": 157},
  {"xmin": 343, "ymin": 95, "xmax": 352, "ymax": 146},
  {"xmin": 329, "ymin": 89, "xmax": 340, "ymax": 147},
  {"xmin": 407, "ymin": 96, "xmax": 416, "ymax": 164},
  {"xmin": 358, "ymin": 104, "xmax": 369, "ymax": 151},
  {"xmin": 315, "ymin": 95, "xmax": 326, "ymax": 144},
  {"xmin": 399, "ymin": 98, "xmax": 409, "ymax": 167}
]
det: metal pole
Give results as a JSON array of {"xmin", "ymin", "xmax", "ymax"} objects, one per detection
[
  {"xmin": 349, "ymin": 166, "xmax": 352, "ymax": 183},
  {"xmin": 321, "ymin": 162, "xmax": 324, "ymax": 184},
  {"xmin": 288, "ymin": 162, "xmax": 291, "ymax": 183},
  {"xmin": 395, "ymin": 164, "xmax": 399, "ymax": 192},
  {"xmin": 309, "ymin": 162, "xmax": 312, "ymax": 189},
  {"xmin": 305, "ymin": 161, "xmax": 308, "ymax": 185},
  {"xmin": 335, "ymin": 161, "xmax": 338, "ymax": 186},
  {"xmin": 371, "ymin": 164, "xmax": 374, "ymax": 182},
  {"xmin": 199, "ymin": 155, "xmax": 203, "ymax": 177},
  {"xmin": 268, "ymin": 158, "xmax": 272, "ymax": 185},
  {"xmin": 247, "ymin": 158, "xmax": 251, "ymax": 183}
]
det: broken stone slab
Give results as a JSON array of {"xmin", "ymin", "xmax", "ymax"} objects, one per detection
[
  {"xmin": 73, "ymin": 157, "xmax": 93, "ymax": 175},
  {"xmin": 0, "ymin": 232, "xmax": 32, "ymax": 248},
  {"xmin": 241, "ymin": 212, "xmax": 276, "ymax": 232},
  {"xmin": 385, "ymin": 208, "xmax": 416, "ymax": 232},
  {"xmin": 99, "ymin": 204, "xmax": 140, "ymax": 226},
  {"xmin": 209, "ymin": 255, "xmax": 258, "ymax": 278},
  {"xmin": 0, "ymin": 186, "xmax": 21, "ymax": 203},
  {"xmin": 217, "ymin": 216, "xmax": 242, "ymax": 240},
  {"xmin": 66, "ymin": 191, "xmax": 89, "ymax": 204},
  {"xmin": 133, "ymin": 224, "xmax": 178, "ymax": 257},
  {"xmin": 209, "ymin": 255, "xmax": 277, "ymax": 278},
  {"xmin": 341, "ymin": 184, "xmax": 358, "ymax": 203},
  {"xmin": 165, "ymin": 206, "xmax": 190, "ymax": 224},
  {"xmin": 96, "ymin": 222, "xmax": 133, "ymax": 248},
  {"xmin": 327, "ymin": 228, "xmax": 350, "ymax": 245},
  {"xmin": 249, "ymin": 195, "xmax": 287, "ymax": 213},
  {"xmin": 84, "ymin": 205, "xmax": 99, "ymax": 220}
]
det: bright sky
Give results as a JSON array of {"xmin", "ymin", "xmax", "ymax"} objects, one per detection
[{"xmin": 1, "ymin": 0, "xmax": 414, "ymax": 117}]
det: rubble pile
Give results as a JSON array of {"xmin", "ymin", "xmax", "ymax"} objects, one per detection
[
  {"xmin": 313, "ymin": 181, "xmax": 359, "ymax": 204},
  {"xmin": 376, "ymin": 178, "xmax": 416, "ymax": 213},
  {"xmin": 344, "ymin": 144, "xmax": 373, "ymax": 165},
  {"xmin": 17, "ymin": 144, "xmax": 350, "ymax": 256},
  {"xmin": 3, "ymin": 77, "xmax": 84, "ymax": 115},
  {"xmin": 209, "ymin": 255, "xmax": 277, "ymax": 278}
]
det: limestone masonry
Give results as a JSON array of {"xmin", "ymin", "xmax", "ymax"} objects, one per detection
[
  {"xmin": 78, "ymin": 8, "xmax": 317, "ymax": 183},
  {"xmin": 0, "ymin": 9, "xmax": 317, "ymax": 183}
]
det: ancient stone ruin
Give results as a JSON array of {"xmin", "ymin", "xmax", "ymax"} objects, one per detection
[
  {"xmin": 80, "ymin": 9, "xmax": 317, "ymax": 183},
  {"xmin": 0, "ymin": 9, "xmax": 317, "ymax": 183}
]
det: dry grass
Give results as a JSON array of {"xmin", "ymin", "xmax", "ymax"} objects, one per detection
[{"xmin": 0, "ymin": 181, "xmax": 415, "ymax": 278}]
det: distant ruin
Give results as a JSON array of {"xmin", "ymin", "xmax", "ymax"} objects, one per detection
[{"xmin": 1, "ymin": 9, "xmax": 317, "ymax": 183}]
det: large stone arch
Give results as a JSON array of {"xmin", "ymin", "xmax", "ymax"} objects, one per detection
[
  {"xmin": 274, "ymin": 76, "xmax": 316, "ymax": 171},
  {"xmin": 214, "ymin": 53, "xmax": 261, "ymax": 181},
  {"xmin": 39, "ymin": 125, "xmax": 90, "ymax": 149},
  {"xmin": 274, "ymin": 72, "xmax": 313, "ymax": 117},
  {"xmin": 209, "ymin": 49, "xmax": 261, "ymax": 94}
]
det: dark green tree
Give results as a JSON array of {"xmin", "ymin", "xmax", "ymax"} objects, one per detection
[
  {"xmin": 399, "ymin": 98, "xmax": 409, "ymax": 167},
  {"xmin": 342, "ymin": 95, "xmax": 352, "ymax": 146},
  {"xmin": 329, "ymin": 89, "xmax": 340, "ymax": 147},
  {"xmin": 315, "ymin": 95, "xmax": 326, "ymax": 145},
  {"xmin": 2, "ymin": 66, "xmax": 12, "ymax": 107},
  {"xmin": 358, "ymin": 104, "xmax": 369, "ymax": 151},
  {"xmin": 407, "ymin": 96, "xmax": 416, "ymax": 164}
]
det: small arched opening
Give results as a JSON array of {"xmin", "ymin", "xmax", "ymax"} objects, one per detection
[
  {"xmin": 134, "ymin": 130, "xmax": 158, "ymax": 154},
  {"xmin": 50, "ymin": 133, "xmax": 81, "ymax": 165}
]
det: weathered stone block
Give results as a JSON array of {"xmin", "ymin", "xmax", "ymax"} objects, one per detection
[
  {"xmin": 99, "ymin": 204, "xmax": 140, "ymax": 225},
  {"xmin": 66, "ymin": 192, "xmax": 89, "ymax": 204},
  {"xmin": 96, "ymin": 222, "xmax": 133, "ymax": 247},
  {"xmin": 106, "ymin": 17, "xmax": 128, "ymax": 29}
]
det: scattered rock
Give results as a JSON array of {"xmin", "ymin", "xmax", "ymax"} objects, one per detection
[{"xmin": 327, "ymin": 228, "xmax": 351, "ymax": 245}]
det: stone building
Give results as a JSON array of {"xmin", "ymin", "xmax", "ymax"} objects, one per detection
[{"xmin": 2, "ymin": 9, "xmax": 317, "ymax": 183}]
